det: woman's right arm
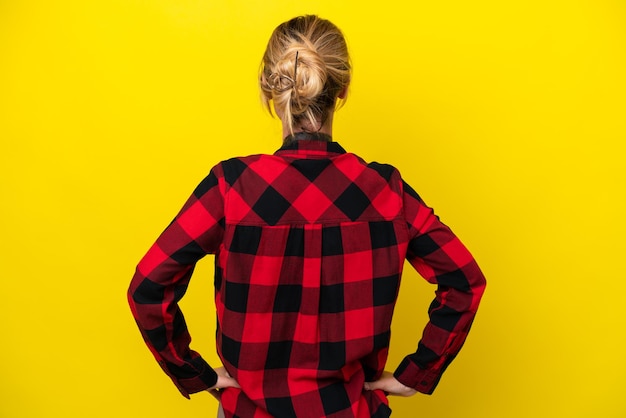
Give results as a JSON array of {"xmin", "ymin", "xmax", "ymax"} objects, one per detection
[{"xmin": 127, "ymin": 166, "xmax": 226, "ymax": 398}]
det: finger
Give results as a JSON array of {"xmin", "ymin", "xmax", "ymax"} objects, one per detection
[
  {"xmin": 224, "ymin": 377, "xmax": 241, "ymax": 389},
  {"xmin": 364, "ymin": 380, "xmax": 383, "ymax": 391},
  {"xmin": 216, "ymin": 375, "xmax": 241, "ymax": 389}
]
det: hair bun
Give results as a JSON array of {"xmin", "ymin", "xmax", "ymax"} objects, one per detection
[
  {"xmin": 273, "ymin": 46, "xmax": 327, "ymax": 115},
  {"xmin": 267, "ymin": 72, "xmax": 295, "ymax": 93},
  {"xmin": 260, "ymin": 15, "xmax": 351, "ymax": 133}
]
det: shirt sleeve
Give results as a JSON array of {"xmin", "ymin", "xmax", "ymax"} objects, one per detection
[
  {"xmin": 394, "ymin": 180, "xmax": 487, "ymax": 394},
  {"xmin": 127, "ymin": 165, "xmax": 226, "ymax": 398}
]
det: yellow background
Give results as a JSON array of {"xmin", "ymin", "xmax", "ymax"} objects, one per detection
[{"xmin": 1, "ymin": 1, "xmax": 624, "ymax": 417}]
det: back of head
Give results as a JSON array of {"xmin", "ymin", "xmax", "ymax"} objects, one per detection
[{"xmin": 260, "ymin": 15, "xmax": 351, "ymax": 135}]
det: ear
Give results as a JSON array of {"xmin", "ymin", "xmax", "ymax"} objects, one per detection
[{"xmin": 337, "ymin": 85, "xmax": 349, "ymax": 100}]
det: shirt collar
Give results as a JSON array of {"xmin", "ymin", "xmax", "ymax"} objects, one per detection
[{"xmin": 274, "ymin": 135, "xmax": 347, "ymax": 159}]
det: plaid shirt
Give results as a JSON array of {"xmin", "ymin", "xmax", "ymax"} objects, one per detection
[{"xmin": 128, "ymin": 138, "xmax": 486, "ymax": 418}]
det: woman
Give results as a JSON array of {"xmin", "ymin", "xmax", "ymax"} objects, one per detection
[{"xmin": 128, "ymin": 15, "xmax": 486, "ymax": 418}]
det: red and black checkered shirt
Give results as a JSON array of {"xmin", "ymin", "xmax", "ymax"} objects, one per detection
[{"xmin": 128, "ymin": 137, "xmax": 486, "ymax": 418}]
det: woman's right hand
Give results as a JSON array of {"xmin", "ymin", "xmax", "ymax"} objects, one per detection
[{"xmin": 207, "ymin": 366, "xmax": 240, "ymax": 400}]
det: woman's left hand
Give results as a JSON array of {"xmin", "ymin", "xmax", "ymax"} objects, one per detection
[{"xmin": 364, "ymin": 371, "xmax": 417, "ymax": 397}]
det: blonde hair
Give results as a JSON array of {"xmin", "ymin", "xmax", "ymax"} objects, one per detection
[{"xmin": 260, "ymin": 15, "xmax": 351, "ymax": 135}]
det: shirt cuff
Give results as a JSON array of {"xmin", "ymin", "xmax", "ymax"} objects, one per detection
[
  {"xmin": 393, "ymin": 356, "xmax": 442, "ymax": 395},
  {"xmin": 160, "ymin": 357, "xmax": 219, "ymax": 399}
]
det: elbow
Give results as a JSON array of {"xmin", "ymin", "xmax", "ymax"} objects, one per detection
[
  {"xmin": 127, "ymin": 282, "xmax": 139, "ymax": 316},
  {"xmin": 469, "ymin": 272, "xmax": 487, "ymax": 311},
  {"xmin": 476, "ymin": 273, "xmax": 487, "ymax": 293},
  {"xmin": 127, "ymin": 266, "xmax": 143, "ymax": 312}
]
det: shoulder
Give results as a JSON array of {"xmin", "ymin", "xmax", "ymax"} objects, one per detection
[
  {"xmin": 191, "ymin": 153, "xmax": 269, "ymax": 197},
  {"xmin": 366, "ymin": 161, "xmax": 399, "ymax": 182},
  {"xmin": 211, "ymin": 153, "xmax": 274, "ymax": 184},
  {"xmin": 351, "ymin": 154, "xmax": 402, "ymax": 185}
]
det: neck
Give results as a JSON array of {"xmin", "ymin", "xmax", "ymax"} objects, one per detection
[{"xmin": 282, "ymin": 110, "xmax": 335, "ymax": 141}]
